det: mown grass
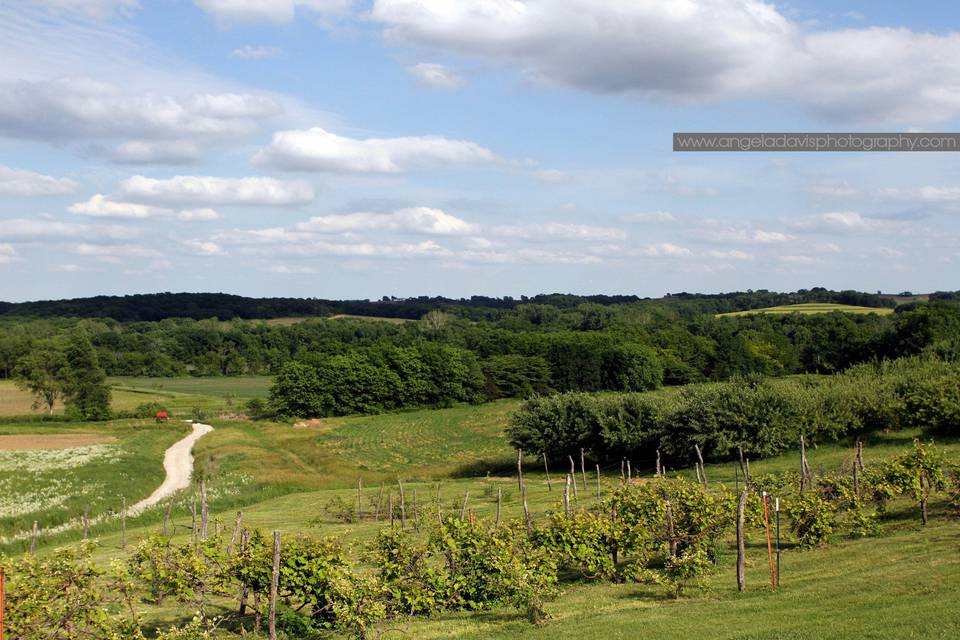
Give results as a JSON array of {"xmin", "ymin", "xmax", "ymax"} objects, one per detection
[
  {"xmin": 0, "ymin": 379, "xmax": 63, "ymax": 415},
  {"xmin": 718, "ymin": 303, "xmax": 895, "ymax": 317}
]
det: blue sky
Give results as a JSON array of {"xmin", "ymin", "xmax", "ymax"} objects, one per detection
[{"xmin": 1, "ymin": 0, "xmax": 959, "ymax": 302}]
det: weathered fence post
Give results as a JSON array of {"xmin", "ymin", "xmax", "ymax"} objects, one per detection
[
  {"xmin": 269, "ymin": 531, "xmax": 280, "ymax": 640},
  {"xmin": 799, "ymin": 435, "xmax": 812, "ymax": 495},
  {"xmin": 357, "ymin": 478, "xmax": 363, "ymax": 521},
  {"xmin": 564, "ymin": 474, "xmax": 571, "ymax": 515},
  {"xmin": 580, "ymin": 448, "xmax": 588, "ymax": 492},
  {"xmin": 388, "ymin": 493, "xmax": 395, "ymax": 528},
  {"xmin": 496, "ymin": 487, "xmax": 502, "ymax": 526},
  {"xmin": 694, "ymin": 444, "xmax": 707, "ymax": 485},
  {"xmin": 83, "ymin": 507, "xmax": 90, "ymax": 541},
  {"xmin": 522, "ymin": 484, "xmax": 531, "ymax": 534},
  {"xmin": 736, "ymin": 488, "xmax": 747, "ymax": 592},
  {"xmin": 163, "ymin": 502, "xmax": 172, "ymax": 537},
  {"xmin": 542, "ymin": 453, "xmax": 552, "ymax": 491},
  {"xmin": 568, "ymin": 456, "xmax": 578, "ymax": 501},
  {"xmin": 199, "ymin": 480, "xmax": 208, "ymax": 542},
  {"xmin": 435, "ymin": 483, "xmax": 442, "ymax": 524},
  {"xmin": 460, "ymin": 491, "xmax": 470, "ymax": 521},
  {"xmin": 238, "ymin": 528, "xmax": 250, "ymax": 616},
  {"xmin": 596, "ymin": 464, "xmax": 601, "ymax": 500},
  {"xmin": 398, "ymin": 478, "xmax": 406, "ymax": 529},
  {"xmin": 121, "ymin": 495, "xmax": 127, "ymax": 549},
  {"xmin": 656, "ymin": 449, "xmax": 662, "ymax": 477},
  {"xmin": 738, "ymin": 446, "xmax": 750, "ymax": 487},
  {"xmin": 376, "ymin": 482, "xmax": 384, "ymax": 522},
  {"xmin": 190, "ymin": 500, "xmax": 198, "ymax": 546},
  {"xmin": 517, "ymin": 450, "xmax": 524, "ymax": 491},
  {"xmin": 227, "ymin": 511, "xmax": 243, "ymax": 558},
  {"xmin": 30, "ymin": 521, "xmax": 38, "ymax": 554},
  {"xmin": 626, "ymin": 460, "xmax": 632, "ymax": 482}
]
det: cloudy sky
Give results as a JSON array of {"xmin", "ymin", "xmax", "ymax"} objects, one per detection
[{"xmin": 1, "ymin": 0, "xmax": 959, "ymax": 302}]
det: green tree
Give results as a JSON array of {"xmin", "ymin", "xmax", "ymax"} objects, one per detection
[
  {"xmin": 62, "ymin": 333, "xmax": 112, "ymax": 420},
  {"xmin": 14, "ymin": 346, "xmax": 68, "ymax": 413}
]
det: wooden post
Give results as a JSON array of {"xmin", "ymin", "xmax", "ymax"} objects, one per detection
[
  {"xmin": 542, "ymin": 453, "xmax": 552, "ymax": 491},
  {"xmin": 694, "ymin": 444, "xmax": 707, "ymax": 485},
  {"xmin": 762, "ymin": 492, "xmax": 776, "ymax": 592},
  {"xmin": 190, "ymin": 500, "xmax": 198, "ymax": 546},
  {"xmin": 389, "ymin": 493, "xmax": 395, "ymax": 528},
  {"xmin": 163, "ymin": 502, "xmax": 172, "ymax": 537},
  {"xmin": 517, "ymin": 450, "xmax": 524, "ymax": 491},
  {"xmin": 30, "ymin": 520, "xmax": 38, "ymax": 554},
  {"xmin": 376, "ymin": 482, "xmax": 384, "ymax": 522},
  {"xmin": 522, "ymin": 484, "xmax": 531, "ymax": 533},
  {"xmin": 227, "ymin": 512, "xmax": 243, "ymax": 557},
  {"xmin": 121, "ymin": 495, "xmax": 127, "ymax": 549},
  {"xmin": 568, "ymin": 456, "xmax": 578, "ymax": 501},
  {"xmin": 564, "ymin": 474, "xmax": 571, "ymax": 515},
  {"xmin": 775, "ymin": 497, "xmax": 781, "ymax": 588},
  {"xmin": 736, "ymin": 488, "xmax": 747, "ymax": 592},
  {"xmin": 398, "ymin": 478, "xmax": 406, "ymax": 529},
  {"xmin": 82, "ymin": 507, "xmax": 90, "ymax": 541},
  {"xmin": 435, "ymin": 483, "xmax": 442, "ymax": 524},
  {"xmin": 920, "ymin": 472, "xmax": 930, "ymax": 525},
  {"xmin": 665, "ymin": 501, "xmax": 676, "ymax": 557},
  {"xmin": 460, "ymin": 491, "xmax": 470, "ymax": 521},
  {"xmin": 199, "ymin": 480, "xmax": 208, "ymax": 542},
  {"xmin": 580, "ymin": 448, "xmax": 588, "ymax": 492},
  {"xmin": 412, "ymin": 489, "xmax": 419, "ymax": 531},
  {"xmin": 238, "ymin": 528, "xmax": 250, "ymax": 616},
  {"xmin": 1, "ymin": 567, "xmax": 5, "ymax": 640},
  {"xmin": 738, "ymin": 447, "xmax": 749, "ymax": 487},
  {"xmin": 656, "ymin": 449, "xmax": 662, "ymax": 477},
  {"xmin": 496, "ymin": 487, "xmax": 502, "ymax": 526},
  {"xmin": 620, "ymin": 458, "xmax": 625, "ymax": 483},
  {"xmin": 357, "ymin": 478, "xmax": 363, "ymax": 521},
  {"xmin": 268, "ymin": 531, "xmax": 280, "ymax": 640},
  {"xmin": 799, "ymin": 435, "xmax": 811, "ymax": 495},
  {"xmin": 596, "ymin": 464, "xmax": 601, "ymax": 500}
]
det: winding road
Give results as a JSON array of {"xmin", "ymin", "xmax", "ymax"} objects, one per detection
[{"xmin": 129, "ymin": 421, "xmax": 213, "ymax": 516}]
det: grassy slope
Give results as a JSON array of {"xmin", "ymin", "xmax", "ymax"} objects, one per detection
[{"xmin": 718, "ymin": 303, "xmax": 895, "ymax": 317}]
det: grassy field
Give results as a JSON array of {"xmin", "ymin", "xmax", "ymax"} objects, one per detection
[
  {"xmin": 718, "ymin": 302, "xmax": 895, "ymax": 317},
  {"xmin": 0, "ymin": 380, "xmax": 64, "ymax": 415},
  {"xmin": 0, "ymin": 418, "xmax": 189, "ymax": 547}
]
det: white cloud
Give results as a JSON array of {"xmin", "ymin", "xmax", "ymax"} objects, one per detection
[
  {"xmin": 785, "ymin": 211, "xmax": 880, "ymax": 234},
  {"xmin": 109, "ymin": 140, "xmax": 204, "ymax": 165},
  {"xmin": 0, "ymin": 165, "xmax": 78, "ymax": 196},
  {"xmin": 231, "ymin": 45, "xmax": 283, "ymax": 59},
  {"xmin": 639, "ymin": 242, "xmax": 692, "ymax": 258},
  {"xmin": 29, "ymin": 0, "xmax": 138, "ymax": 18},
  {"xmin": 119, "ymin": 175, "xmax": 315, "ymax": 206},
  {"xmin": 491, "ymin": 223, "xmax": 624, "ymax": 242},
  {"xmin": 779, "ymin": 255, "xmax": 817, "ymax": 265},
  {"xmin": 68, "ymin": 194, "xmax": 222, "ymax": 221},
  {"xmin": 370, "ymin": 0, "xmax": 960, "ymax": 124},
  {"xmin": 688, "ymin": 225, "xmax": 792, "ymax": 244},
  {"xmin": 195, "ymin": 0, "xmax": 352, "ymax": 24},
  {"xmin": 705, "ymin": 249, "xmax": 752, "ymax": 260},
  {"xmin": 252, "ymin": 126, "xmax": 495, "ymax": 173},
  {"xmin": 73, "ymin": 242, "xmax": 162, "ymax": 262},
  {"xmin": 0, "ymin": 217, "xmax": 140, "ymax": 242},
  {"xmin": 407, "ymin": 63, "xmax": 465, "ymax": 89},
  {"xmin": 620, "ymin": 211, "xmax": 677, "ymax": 224},
  {"xmin": 183, "ymin": 239, "xmax": 227, "ymax": 256},
  {"xmin": 879, "ymin": 186, "xmax": 960, "ymax": 203},
  {"xmin": 0, "ymin": 79, "xmax": 281, "ymax": 145},
  {"xmin": 0, "ymin": 243, "xmax": 17, "ymax": 264},
  {"xmin": 268, "ymin": 264, "xmax": 317, "ymax": 274},
  {"xmin": 293, "ymin": 207, "xmax": 479, "ymax": 236}
]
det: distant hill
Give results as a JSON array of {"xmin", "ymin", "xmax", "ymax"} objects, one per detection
[{"xmin": 717, "ymin": 302, "xmax": 896, "ymax": 317}]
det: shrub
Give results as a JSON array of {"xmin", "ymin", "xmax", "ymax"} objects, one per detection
[{"xmin": 786, "ymin": 494, "xmax": 836, "ymax": 548}]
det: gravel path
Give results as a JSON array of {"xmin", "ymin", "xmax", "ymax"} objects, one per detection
[{"xmin": 129, "ymin": 421, "xmax": 213, "ymax": 515}]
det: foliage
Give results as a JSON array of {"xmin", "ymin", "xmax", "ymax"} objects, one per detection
[{"xmin": 786, "ymin": 494, "xmax": 836, "ymax": 548}]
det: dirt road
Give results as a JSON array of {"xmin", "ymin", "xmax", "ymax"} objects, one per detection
[{"xmin": 129, "ymin": 421, "xmax": 213, "ymax": 515}]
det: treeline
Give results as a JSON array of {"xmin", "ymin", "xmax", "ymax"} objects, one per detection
[
  {"xmin": 268, "ymin": 340, "xmax": 663, "ymax": 416},
  {"xmin": 508, "ymin": 357, "xmax": 960, "ymax": 467},
  {"xmin": 0, "ymin": 288, "xmax": 912, "ymax": 322}
]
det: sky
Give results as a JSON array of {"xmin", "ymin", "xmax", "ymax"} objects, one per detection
[{"xmin": 1, "ymin": 0, "xmax": 960, "ymax": 302}]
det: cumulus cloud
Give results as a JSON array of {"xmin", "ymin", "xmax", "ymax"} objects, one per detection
[
  {"xmin": 73, "ymin": 242, "xmax": 163, "ymax": 262},
  {"xmin": 68, "ymin": 194, "xmax": 222, "ymax": 221},
  {"xmin": 620, "ymin": 211, "xmax": 677, "ymax": 224},
  {"xmin": 108, "ymin": 140, "xmax": 204, "ymax": 165},
  {"xmin": 195, "ymin": 0, "xmax": 352, "ymax": 24},
  {"xmin": 183, "ymin": 239, "xmax": 227, "ymax": 256},
  {"xmin": 406, "ymin": 63, "xmax": 465, "ymax": 89},
  {"xmin": 295, "ymin": 207, "xmax": 479, "ymax": 235},
  {"xmin": 688, "ymin": 225, "xmax": 792, "ymax": 244},
  {"xmin": 252, "ymin": 126, "xmax": 495, "ymax": 173},
  {"xmin": 878, "ymin": 186, "xmax": 960, "ymax": 204},
  {"xmin": 231, "ymin": 45, "xmax": 282, "ymax": 59},
  {"xmin": 705, "ymin": 249, "xmax": 752, "ymax": 260},
  {"xmin": 0, "ymin": 165, "xmax": 78, "ymax": 196},
  {"xmin": 639, "ymin": 242, "xmax": 692, "ymax": 258},
  {"xmin": 118, "ymin": 175, "xmax": 315, "ymax": 206},
  {"xmin": 490, "ymin": 223, "xmax": 624, "ymax": 242},
  {"xmin": 0, "ymin": 217, "xmax": 140, "ymax": 242},
  {"xmin": 785, "ymin": 211, "xmax": 881, "ymax": 234},
  {"xmin": 370, "ymin": 0, "xmax": 960, "ymax": 124}
]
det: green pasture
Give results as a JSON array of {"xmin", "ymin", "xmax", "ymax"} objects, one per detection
[{"xmin": 718, "ymin": 302, "xmax": 895, "ymax": 317}]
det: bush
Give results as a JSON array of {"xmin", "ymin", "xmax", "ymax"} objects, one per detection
[
  {"xmin": 786, "ymin": 494, "xmax": 836, "ymax": 548},
  {"xmin": 134, "ymin": 401, "xmax": 169, "ymax": 419}
]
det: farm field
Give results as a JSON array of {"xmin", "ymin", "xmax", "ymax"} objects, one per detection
[{"xmin": 718, "ymin": 302, "xmax": 895, "ymax": 317}]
